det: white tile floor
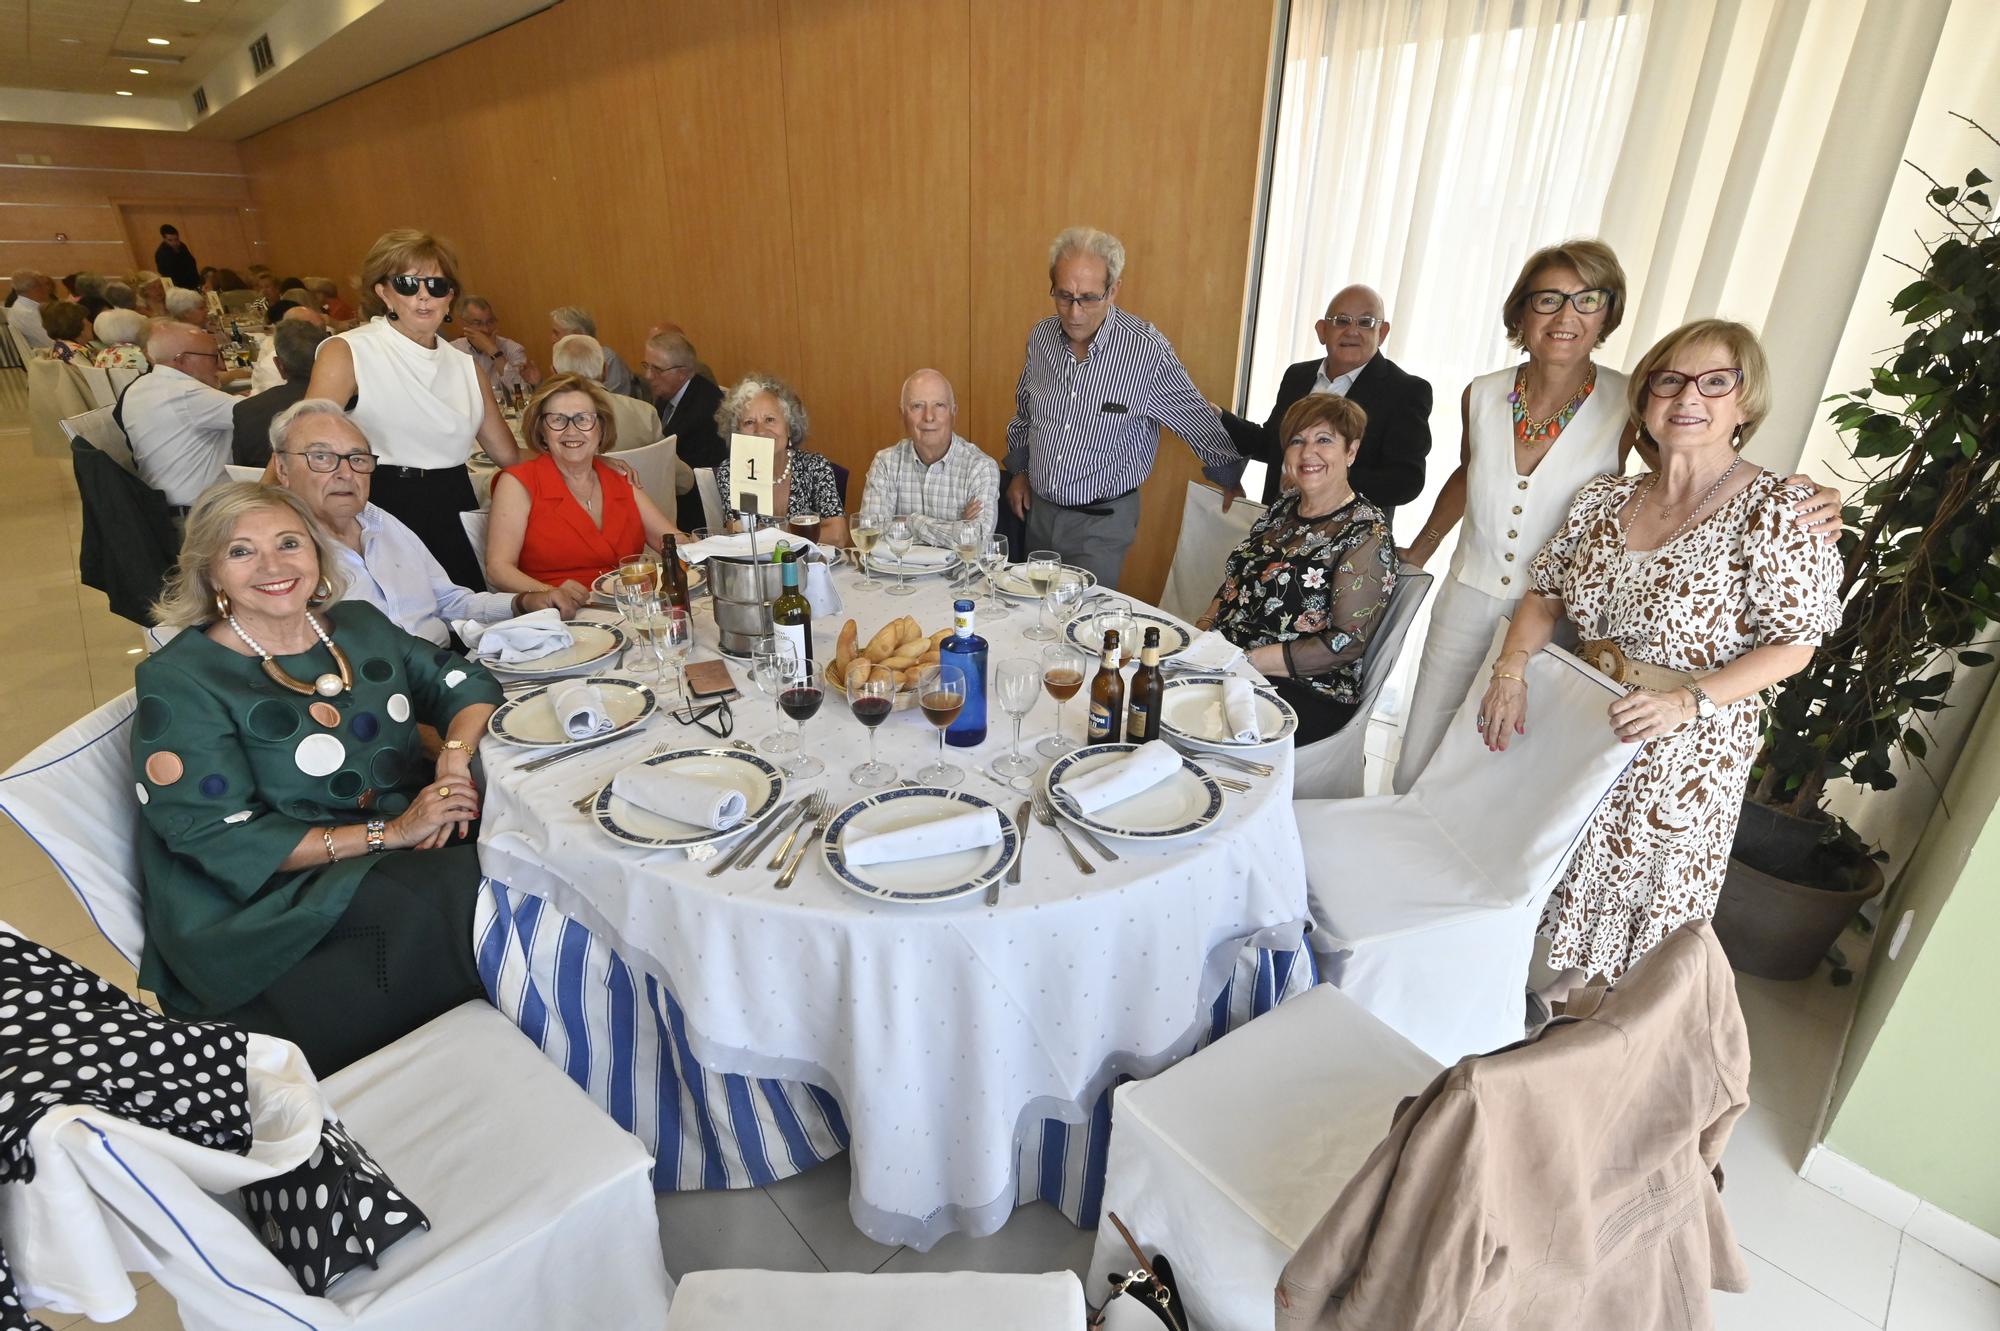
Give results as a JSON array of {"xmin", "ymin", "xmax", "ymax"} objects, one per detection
[{"xmin": 2, "ymin": 369, "xmax": 1993, "ymax": 1328}]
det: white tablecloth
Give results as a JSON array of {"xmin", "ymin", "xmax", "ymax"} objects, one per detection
[{"xmin": 476, "ymin": 566, "xmax": 1310, "ymax": 1248}]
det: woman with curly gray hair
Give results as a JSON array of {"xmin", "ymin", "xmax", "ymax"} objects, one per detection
[{"xmin": 711, "ymin": 372, "xmax": 850, "ymax": 546}]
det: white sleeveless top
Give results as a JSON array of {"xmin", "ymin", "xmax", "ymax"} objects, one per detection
[
  {"xmin": 332, "ymin": 316, "xmax": 483, "ymax": 470},
  {"xmin": 1449, "ymin": 362, "xmax": 1628, "ymax": 599}
]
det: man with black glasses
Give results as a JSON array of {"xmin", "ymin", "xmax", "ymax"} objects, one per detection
[{"xmin": 123, "ymin": 320, "xmax": 237, "ymax": 512}]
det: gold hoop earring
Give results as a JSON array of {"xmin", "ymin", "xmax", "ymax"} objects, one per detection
[
  {"xmin": 310, "ymin": 576, "xmax": 332, "ymax": 603},
  {"xmin": 213, "ymin": 589, "xmax": 231, "ymax": 617}
]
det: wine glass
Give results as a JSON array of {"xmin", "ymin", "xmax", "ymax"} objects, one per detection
[
  {"xmin": 775, "ymin": 654, "xmax": 825, "ymax": 777},
  {"xmin": 915, "ymin": 663, "xmax": 966, "ymax": 786},
  {"xmin": 613, "ymin": 557, "xmax": 663, "ymax": 677},
  {"xmin": 978, "ymin": 535, "xmax": 1014, "ymax": 619},
  {"xmin": 751, "ymin": 636, "xmax": 800, "ymax": 754},
  {"xmin": 849, "ymin": 674, "xmax": 897, "ymax": 788},
  {"xmin": 990, "ymin": 657, "xmax": 1042, "ymax": 788},
  {"xmin": 849, "ymin": 510, "xmax": 884, "ymax": 587},
  {"xmin": 1036, "ymin": 569, "xmax": 1086, "ymax": 646},
  {"xmin": 654, "ymin": 605, "xmax": 693, "ymax": 699},
  {"xmin": 951, "ymin": 518, "xmax": 983, "ymax": 588},
  {"xmin": 1038, "ymin": 642, "xmax": 1091, "ymax": 756},
  {"xmin": 1021, "ymin": 551, "xmax": 1061, "ymax": 640},
  {"xmin": 1093, "ymin": 606, "xmax": 1137, "ymax": 666},
  {"xmin": 883, "ymin": 515, "xmax": 916, "ymax": 597}
]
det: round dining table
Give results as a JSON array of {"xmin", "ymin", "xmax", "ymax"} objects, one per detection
[{"xmin": 473, "ymin": 552, "xmax": 1316, "ymax": 1250}]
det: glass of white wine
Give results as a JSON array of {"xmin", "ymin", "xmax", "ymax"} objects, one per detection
[
  {"xmin": 1021, "ymin": 551, "xmax": 1060, "ymax": 640},
  {"xmin": 849, "ymin": 510, "xmax": 884, "ymax": 587},
  {"xmin": 979, "ymin": 535, "xmax": 1014, "ymax": 620},
  {"xmin": 883, "ymin": 515, "xmax": 917, "ymax": 598}
]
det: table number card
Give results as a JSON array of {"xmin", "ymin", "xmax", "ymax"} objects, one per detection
[{"xmin": 728, "ymin": 433, "xmax": 776, "ymax": 515}]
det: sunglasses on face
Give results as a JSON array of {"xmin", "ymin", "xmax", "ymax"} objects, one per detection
[{"xmin": 387, "ymin": 274, "xmax": 454, "ymax": 298}]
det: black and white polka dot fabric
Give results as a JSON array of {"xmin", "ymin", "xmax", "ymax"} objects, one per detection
[
  {"xmin": 241, "ymin": 1116, "xmax": 430, "ymax": 1294},
  {"xmin": 0, "ymin": 929, "xmax": 252, "ymax": 1331}
]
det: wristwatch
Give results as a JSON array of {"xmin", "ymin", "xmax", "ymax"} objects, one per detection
[
  {"xmin": 365, "ymin": 818, "xmax": 388, "ymax": 854},
  {"xmin": 1684, "ymin": 681, "xmax": 1717, "ymax": 719}
]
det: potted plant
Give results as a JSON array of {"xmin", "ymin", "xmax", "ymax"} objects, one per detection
[{"xmin": 1717, "ymin": 119, "xmax": 1999, "ymax": 981}]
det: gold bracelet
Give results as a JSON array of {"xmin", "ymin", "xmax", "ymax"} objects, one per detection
[
  {"xmin": 1491, "ymin": 671, "xmax": 1525, "ymax": 684},
  {"xmin": 320, "ymin": 827, "xmax": 338, "ymax": 863}
]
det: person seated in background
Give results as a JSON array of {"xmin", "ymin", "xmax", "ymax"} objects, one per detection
[
  {"xmin": 204, "ymin": 267, "xmax": 249, "ymax": 296},
  {"xmin": 280, "ymin": 285, "xmax": 318, "ymax": 312},
  {"xmin": 103, "ymin": 280, "xmax": 137, "ymax": 312},
  {"xmin": 860, "ymin": 368, "xmax": 999, "ymax": 547},
  {"xmin": 164, "ymin": 286, "xmax": 209, "ymax": 328},
  {"xmin": 452, "ymin": 294, "xmax": 538, "ymax": 394},
  {"xmin": 90, "ymin": 307, "xmax": 150, "ymax": 370},
  {"xmin": 6, "ymin": 270, "xmax": 54, "ymax": 350},
  {"xmin": 123, "ymin": 319, "xmax": 237, "ymax": 511},
  {"xmin": 485, "ymin": 373, "xmax": 683, "ymax": 595},
  {"xmin": 132, "ymin": 272, "xmax": 168, "ymax": 319},
  {"xmin": 1197, "ymin": 394, "xmax": 1395, "ymax": 746},
  {"xmin": 305, "ymin": 276, "xmax": 356, "ymax": 324},
  {"xmin": 73, "ymin": 272, "xmax": 111, "ymax": 320},
  {"xmin": 132, "ymin": 481, "xmax": 502, "ymax": 1073},
  {"xmin": 253, "ymin": 271, "xmax": 284, "ymax": 306},
  {"xmin": 642, "ymin": 328, "xmax": 724, "ymax": 531},
  {"xmin": 36, "ymin": 299, "xmax": 94, "ymax": 363},
  {"xmin": 233, "ymin": 318, "xmax": 328, "ymax": 467},
  {"xmin": 250, "ymin": 305, "xmax": 329, "ymax": 394},
  {"xmin": 271, "ymin": 399, "xmax": 583, "ymax": 644},
  {"xmin": 550, "ymin": 305, "xmax": 642, "ymax": 398},
  {"xmin": 552, "ymin": 333, "xmax": 670, "ymax": 453},
  {"xmin": 712, "ymin": 372, "xmax": 851, "ymax": 546}
]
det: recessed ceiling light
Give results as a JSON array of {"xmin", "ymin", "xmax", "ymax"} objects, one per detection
[
  {"xmin": 116, "ymin": 90, "xmax": 134, "ymax": 96},
  {"xmin": 129, "ymin": 68, "xmax": 150, "ymax": 75},
  {"xmin": 59, "ymin": 37, "xmax": 82, "ymax": 44},
  {"xmin": 147, "ymin": 37, "xmax": 171, "ymax": 46}
]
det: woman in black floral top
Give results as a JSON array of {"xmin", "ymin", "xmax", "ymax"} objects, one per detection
[
  {"xmin": 712, "ymin": 372, "xmax": 852, "ymax": 547},
  {"xmin": 1198, "ymin": 394, "xmax": 1394, "ymax": 744}
]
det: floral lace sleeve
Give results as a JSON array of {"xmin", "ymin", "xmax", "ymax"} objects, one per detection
[{"xmin": 1282, "ymin": 517, "xmax": 1394, "ymax": 677}]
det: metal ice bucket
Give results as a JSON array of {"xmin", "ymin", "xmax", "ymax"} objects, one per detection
[{"xmin": 707, "ymin": 554, "xmax": 785, "ymax": 657}]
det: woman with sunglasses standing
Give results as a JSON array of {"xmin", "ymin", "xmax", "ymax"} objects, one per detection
[
  {"xmin": 1476, "ymin": 319, "xmax": 1840, "ymax": 993},
  {"xmin": 306, "ymin": 228, "xmax": 522, "ymax": 591}
]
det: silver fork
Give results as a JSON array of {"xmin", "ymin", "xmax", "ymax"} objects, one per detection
[
  {"xmin": 1185, "ymin": 762, "xmax": 1250, "ymax": 793},
  {"xmin": 1031, "ymin": 790, "xmax": 1096, "ymax": 874},
  {"xmin": 1198, "ymin": 751, "xmax": 1274, "ymax": 777},
  {"xmin": 776, "ymin": 802, "xmax": 835, "ymax": 890},
  {"xmin": 766, "ymin": 791, "xmax": 826, "ymax": 869}
]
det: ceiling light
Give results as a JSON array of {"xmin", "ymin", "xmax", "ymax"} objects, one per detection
[
  {"xmin": 147, "ymin": 37, "xmax": 171, "ymax": 46},
  {"xmin": 59, "ymin": 37, "xmax": 82, "ymax": 45},
  {"xmin": 129, "ymin": 68, "xmax": 150, "ymax": 75},
  {"xmin": 116, "ymin": 90, "xmax": 134, "ymax": 96}
]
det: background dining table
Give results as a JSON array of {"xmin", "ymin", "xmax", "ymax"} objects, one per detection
[{"xmin": 473, "ymin": 552, "xmax": 1316, "ymax": 1250}]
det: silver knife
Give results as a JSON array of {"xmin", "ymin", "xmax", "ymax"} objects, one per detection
[
  {"xmin": 1003, "ymin": 799, "xmax": 1031, "ymax": 895},
  {"xmin": 775, "ymin": 805, "xmax": 834, "ymax": 890},
  {"xmin": 707, "ymin": 796, "xmax": 803, "ymax": 877},
  {"xmin": 520, "ymin": 727, "xmax": 648, "ymax": 773},
  {"xmin": 1070, "ymin": 821, "xmax": 1120, "ymax": 863}
]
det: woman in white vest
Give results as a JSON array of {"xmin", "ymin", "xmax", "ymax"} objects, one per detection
[
  {"xmin": 306, "ymin": 228, "xmax": 522, "ymax": 591},
  {"xmin": 1394, "ymin": 240, "xmax": 1841, "ymax": 790}
]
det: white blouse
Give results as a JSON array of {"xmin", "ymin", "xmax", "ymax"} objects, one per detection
[
  {"xmin": 1450, "ymin": 363, "xmax": 1628, "ymax": 599},
  {"xmin": 332, "ymin": 316, "xmax": 484, "ymax": 470}
]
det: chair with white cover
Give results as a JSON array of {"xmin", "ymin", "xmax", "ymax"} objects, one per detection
[
  {"xmin": 1158, "ymin": 480, "xmax": 1264, "ymax": 623},
  {"xmin": 694, "ymin": 466, "xmax": 726, "ymax": 531},
  {"xmin": 614, "ymin": 434, "xmax": 678, "ymax": 515},
  {"xmin": 1297, "ymin": 633, "xmax": 1636, "ymax": 1065},
  {"xmin": 665, "ymin": 1270, "xmax": 1081, "ymax": 1331},
  {"xmin": 60, "ymin": 406, "xmax": 136, "ymax": 474},
  {"xmin": 1084, "ymin": 984, "xmax": 1443, "ymax": 1331},
  {"xmin": 223, "ymin": 464, "xmax": 264, "ymax": 484},
  {"xmin": 70, "ymin": 362, "xmax": 116, "ymax": 409},
  {"xmin": 459, "ymin": 509, "xmax": 491, "ymax": 590},
  {"xmin": 1289, "ymin": 563, "xmax": 1432, "ymax": 799},
  {"xmin": 27, "ymin": 354, "xmax": 97, "ymax": 459}
]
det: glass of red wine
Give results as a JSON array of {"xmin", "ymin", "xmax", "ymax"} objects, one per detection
[
  {"xmin": 916, "ymin": 663, "xmax": 966, "ymax": 787},
  {"xmin": 776, "ymin": 656, "xmax": 825, "ymax": 778},
  {"xmin": 849, "ymin": 674, "xmax": 897, "ymax": 788}
]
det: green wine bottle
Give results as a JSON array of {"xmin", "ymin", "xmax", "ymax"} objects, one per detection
[{"xmin": 772, "ymin": 545, "xmax": 814, "ymax": 668}]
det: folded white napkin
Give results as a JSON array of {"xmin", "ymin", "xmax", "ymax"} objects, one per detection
[
  {"xmin": 681, "ymin": 532, "xmax": 830, "ymax": 564},
  {"xmin": 454, "ymin": 608, "xmax": 574, "ymax": 664},
  {"xmin": 550, "ymin": 681, "xmax": 612, "ymax": 740},
  {"xmin": 1174, "ymin": 630, "xmax": 1246, "ymax": 673},
  {"xmin": 1221, "ymin": 677, "xmax": 1263, "ymax": 743},
  {"xmin": 1055, "ymin": 740, "xmax": 1184, "ymax": 815},
  {"xmin": 610, "ymin": 764, "xmax": 748, "ymax": 831},
  {"xmin": 804, "ymin": 563, "xmax": 843, "ymax": 618},
  {"xmin": 873, "ymin": 545, "xmax": 954, "ymax": 569},
  {"xmin": 844, "ymin": 807, "xmax": 1002, "ymax": 867}
]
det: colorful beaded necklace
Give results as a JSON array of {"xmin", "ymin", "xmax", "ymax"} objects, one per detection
[{"xmin": 1509, "ymin": 362, "xmax": 1596, "ymax": 446}]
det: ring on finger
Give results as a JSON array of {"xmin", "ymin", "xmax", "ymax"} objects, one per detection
[{"xmin": 437, "ymin": 785, "xmax": 451, "ymax": 798}]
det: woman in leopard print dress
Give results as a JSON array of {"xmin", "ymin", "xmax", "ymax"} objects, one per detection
[{"xmin": 1477, "ymin": 319, "xmax": 1841, "ymax": 986}]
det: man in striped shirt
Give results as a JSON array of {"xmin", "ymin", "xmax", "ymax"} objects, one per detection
[
  {"xmin": 860, "ymin": 368, "xmax": 1000, "ymax": 548},
  {"xmin": 1004, "ymin": 226, "xmax": 1245, "ymax": 589}
]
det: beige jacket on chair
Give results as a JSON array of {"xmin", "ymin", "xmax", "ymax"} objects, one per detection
[
  {"xmin": 27, "ymin": 354, "xmax": 99, "ymax": 459},
  {"xmin": 1276, "ymin": 921, "xmax": 1751, "ymax": 1331}
]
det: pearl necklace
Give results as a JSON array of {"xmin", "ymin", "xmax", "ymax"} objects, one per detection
[{"xmin": 226, "ymin": 610, "xmax": 353, "ymax": 698}]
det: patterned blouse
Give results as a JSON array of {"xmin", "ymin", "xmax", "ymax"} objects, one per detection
[
  {"xmin": 92, "ymin": 343, "xmax": 149, "ymax": 371},
  {"xmin": 1215, "ymin": 492, "xmax": 1395, "ymax": 700},
  {"xmin": 713, "ymin": 448, "xmax": 844, "ymax": 522}
]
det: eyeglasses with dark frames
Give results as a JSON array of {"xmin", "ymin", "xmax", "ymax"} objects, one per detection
[
  {"xmin": 671, "ymin": 694, "xmax": 734, "ymax": 739},
  {"xmin": 1525, "ymin": 287, "xmax": 1613, "ymax": 316},
  {"xmin": 387, "ymin": 274, "xmax": 454, "ymax": 298},
  {"xmin": 540, "ymin": 411, "xmax": 601, "ymax": 433},
  {"xmin": 282, "ymin": 448, "xmax": 379, "ymax": 474},
  {"xmin": 1050, "ymin": 289, "xmax": 1108, "ymax": 310},
  {"xmin": 1644, "ymin": 368, "xmax": 1743, "ymax": 399}
]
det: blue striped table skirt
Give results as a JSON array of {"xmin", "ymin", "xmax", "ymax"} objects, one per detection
[{"xmin": 474, "ymin": 878, "xmax": 1317, "ymax": 1232}]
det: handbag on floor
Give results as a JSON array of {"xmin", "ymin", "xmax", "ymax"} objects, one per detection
[{"xmin": 1089, "ymin": 1212, "xmax": 1188, "ymax": 1331}]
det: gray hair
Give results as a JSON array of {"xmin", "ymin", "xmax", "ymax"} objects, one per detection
[
  {"xmin": 272, "ymin": 319, "xmax": 330, "ymax": 383},
  {"xmin": 270, "ymin": 397, "xmax": 367, "ymax": 459},
  {"xmin": 133, "ymin": 270, "xmax": 163, "ymax": 290},
  {"xmin": 717, "ymin": 373, "xmax": 810, "ymax": 449},
  {"xmin": 164, "ymin": 287, "xmax": 207, "ymax": 320},
  {"xmin": 459, "ymin": 294, "xmax": 495, "ymax": 317},
  {"xmin": 74, "ymin": 272, "xmax": 107, "ymax": 301},
  {"xmin": 141, "ymin": 317, "xmax": 193, "ymax": 360},
  {"xmin": 1047, "ymin": 226, "xmax": 1126, "ymax": 288},
  {"xmin": 104, "ymin": 281, "xmax": 136, "ymax": 310},
  {"xmin": 551, "ymin": 333, "xmax": 606, "ymax": 379},
  {"xmin": 550, "ymin": 305, "xmax": 597, "ymax": 337},
  {"xmin": 645, "ymin": 328, "xmax": 696, "ymax": 368},
  {"xmin": 151, "ymin": 483, "xmax": 348, "ymax": 629},
  {"xmin": 93, "ymin": 308, "xmax": 148, "ymax": 347},
  {"xmin": 9, "ymin": 269, "xmax": 47, "ymax": 293}
]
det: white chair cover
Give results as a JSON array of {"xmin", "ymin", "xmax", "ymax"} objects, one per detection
[
  {"xmin": 458, "ymin": 509, "xmax": 491, "ymax": 590},
  {"xmin": 614, "ymin": 434, "xmax": 678, "ymax": 515},
  {"xmin": 1085, "ymin": 985, "xmax": 1442, "ymax": 1331},
  {"xmin": 1297, "ymin": 634, "xmax": 1636, "ymax": 1065},
  {"xmin": 1158, "ymin": 480, "xmax": 1264, "ymax": 624},
  {"xmin": 665, "ymin": 1270, "xmax": 1082, "ymax": 1331},
  {"xmin": 0, "ymin": 691, "xmax": 145, "ymax": 967},
  {"xmin": 60, "ymin": 405, "xmax": 136, "ymax": 474},
  {"xmin": 694, "ymin": 466, "xmax": 726, "ymax": 532},
  {"xmin": 70, "ymin": 363, "xmax": 116, "ymax": 409},
  {"xmin": 0, "ymin": 321, "xmax": 20, "ymax": 369},
  {"xmin": 1290, "ymin": 563, "xmax": 1433, "ymax": 799},
  {"xmin": 223, "ymin": 464, "xmax": 264, "ymax": 484},
  {"xmin": 28, "ymin": 356, "xmax": 96, "ymax": 459}
]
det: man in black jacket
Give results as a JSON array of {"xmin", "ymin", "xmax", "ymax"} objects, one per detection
[
  {"xmin": 1223, "ymin": 285, "xmax": 1433, "ymax": 524},
  {"xmin": 232, "ymin": 317, "xmax": 328, "ymax": 467},
  {"xmin": 153, "ymin": 224, "xmax": 202, "ymax": 291},
  {"xmin": 643, "ymin": 327, "xmax": 726, "ymax": 531}
]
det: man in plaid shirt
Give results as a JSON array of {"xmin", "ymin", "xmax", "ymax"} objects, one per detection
[{"xmin": 859, "ymin": 368, "xmax": 1000, "ymax": 548}]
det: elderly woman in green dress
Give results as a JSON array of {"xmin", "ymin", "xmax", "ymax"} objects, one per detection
[{"xmin": 133, "ymin": 482, "xmax": 502, "ymax": 1072}]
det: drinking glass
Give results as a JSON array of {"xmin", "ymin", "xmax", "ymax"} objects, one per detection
[
  {"xmin": 751, "ymin": 636, "xmax": 801, "ymax": 754},
  {"xmin": 1038, "ymin": 642, "xmax": 1092, "ymax": 756},
  {"xmin": 1036, "ymin": 569, "xmax": 1086, "ymax": 646},
  {"xmin": 978, "ymin": 535, "xmax": 1014, "ymax": 619},
  {"xmin": 849, "ymin": 674, "xmax": 898, "ymax": 788},
  {"xmin": 915, "ymin": 663, "xmax": 966, "ymax": 786},
  {"xmin": 883, "ymin": 515, "xmax": 917, "ymax": 597},
  {"xmin": 990, "ymin": 657, "xmax": 1042, "ymax": 787},
  {"xmin": 1093, "ymin": 606, "xmax": 1137, "ymax": 666},
  {"xmin": 613, "ymin": 557, "xmax": 664, "ymax": 678},
  {"xmin": 849, "ymin": 510, "xmax": 885, "ymax": 587},
  {"xmin": 775, "ymin": 654, "xmax": 825, "ymax": 777},
  {"xmin": 1021, "ymin": 550, "xmax": 1061, "ymax": 640},
  {"xmin": 653, "ymin": 605, "xmax": 693, "ymax": 699},
  {"xmin": 952, "ymin": 518, "xmax": 984, "ymax": 588}
]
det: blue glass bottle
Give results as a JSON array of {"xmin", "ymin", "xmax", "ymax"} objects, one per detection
[{"xmin": 942, "ymin": 598, "xmax": 988, "ymax": 747}]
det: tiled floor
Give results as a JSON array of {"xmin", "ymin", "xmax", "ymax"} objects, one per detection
[{"xmin": 2, "ymin": 367, "xmax": 1993, "ymax": 1328}]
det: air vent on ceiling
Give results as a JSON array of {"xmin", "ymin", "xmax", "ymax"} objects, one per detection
[
  {"xmin": 192, "ymin": 86, "xmax": 208, "ymax": 115},
  {"xmin": 249, "ymin": 34, "xmax": 275, "ymax": 76}
]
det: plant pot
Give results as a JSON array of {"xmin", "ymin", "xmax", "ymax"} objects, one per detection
[
  {"xmin": 1712, "ymin": 852, "xmax": 1884, "ymax": 981},
  {"xmin": 1731, "ymin": 798, "xmax": 1829, "ymax": 879}
]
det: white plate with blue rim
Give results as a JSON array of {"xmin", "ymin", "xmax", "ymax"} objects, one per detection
[
  {"xmin": 594, "ymin": 746, "xmax": 785, "ymax": 850},
  {"xmin": 1157, "ymin": 675, "xmax": 1298, "ymax": 751},
  {"xmin": 820, "ymin": 788, "xmax": 1020, "ymax": 903},
  {"xmin": 1044, "ymin": 742, "xmax": 1224, "ymax": 842},
  {"xmin": 992, "ymin": 563, "xmax": 1098, "ymax": 600},
  {"xmin": 1063, "ymin": 607, "xmax": 1194, "ymax": 661},
  {"xmin": 488, "ymin": 676, "xmax": 657, "ymax": 748},
  {"xmin": 590, "ymin": 564, "xmax": 707, "ymax": 607},
  {"xmin": 479, "ymin": 620, "xmax": 625, "ymax": 677}
]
